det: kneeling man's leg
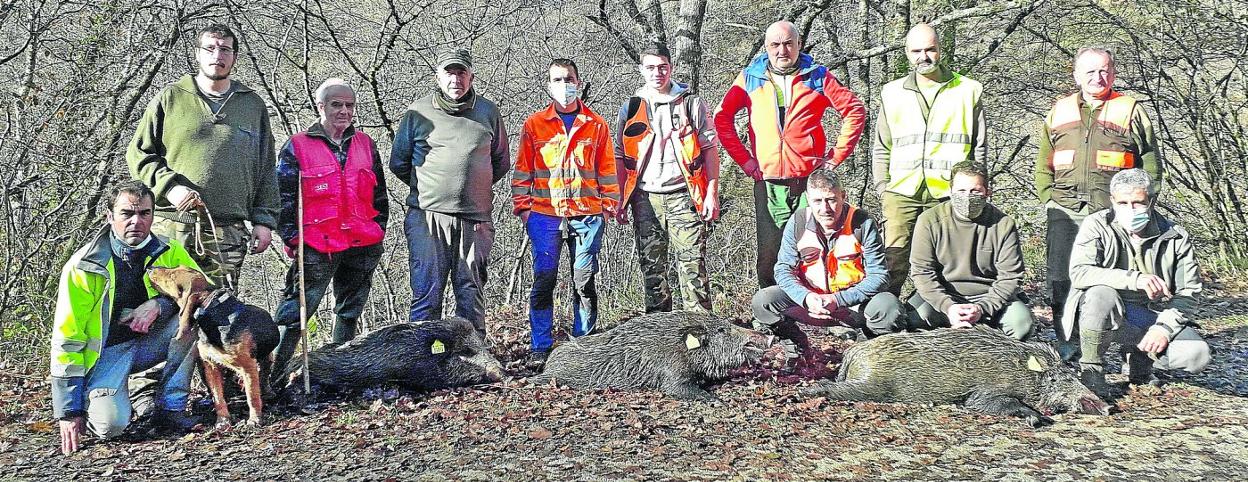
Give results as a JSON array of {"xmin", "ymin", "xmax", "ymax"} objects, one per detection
[
  {"xmin": 996, "ymin": 299, "xmax": 1036, "ymax": 341},
  {"xmin": 750, "ymin": 286, "xmax": 810, "ymax": 353},
  {"xmin": 83, "ymin": 342, "xmax": 138, "ymax": 439},
  {"xmin": 1155, "ymin": 326, "xmax": 1212, "ymax": 374},
  {"xmin": 861, "ymin": 292, "xmax": 905, "ymax": 337}
]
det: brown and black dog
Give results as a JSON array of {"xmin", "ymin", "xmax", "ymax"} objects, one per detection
[{"xmin": 148, "ymin": 266, "xmax": 278, "ymax": 428}]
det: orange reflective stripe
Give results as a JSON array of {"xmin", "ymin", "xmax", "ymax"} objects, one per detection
[{"xmin": 1095, "ymin": 150, "xmax": 1133, "ymax": 169}]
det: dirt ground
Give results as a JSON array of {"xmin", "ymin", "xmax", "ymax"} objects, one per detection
[{"xmin": 3, "ymin": 292, "xmax": 1246, "ymax": 481}]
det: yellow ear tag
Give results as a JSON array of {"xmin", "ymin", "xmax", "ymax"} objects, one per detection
[
  {"xmin": 1026, "ymin": 355, "xmax": 1046, "ymax": 372},
  {"xmin": 431, "ymin": 339, "xmax": 446, "ymax": 354},
  {"xmin": 685, "ymin": 334, "xmax": 701, "ymax": 350}
]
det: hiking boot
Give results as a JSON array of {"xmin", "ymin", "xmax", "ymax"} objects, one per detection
[
  {"xmin": 1126, "ymin": 352, "xmax": 1157, "ymax": 386},
  {"xmin": 154, "ymin": 409, "xmax": 201, "ymax": 433},
  {"xmin": 526, "ymin": 350, "xmax": 549, "ymax": 370},
  {"xmin": 1080, "ymin": 366, "xmax": 1114, "ymax": 400}
]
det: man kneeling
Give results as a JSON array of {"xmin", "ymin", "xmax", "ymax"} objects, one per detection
[
  {"xmin": 908, "ymin": 161, "xmax": 1035, "ymax": 340},
  {"xmin": 51, "ymin": 181, "xmax": 202, "ymax": 455},
  {"xmin": 752, "ymin": 167, "xmax": 904, "ymax": 359},
  {"xmin": 1065, "ymin": 169, "xmax": 1211, "ymax": 396}
]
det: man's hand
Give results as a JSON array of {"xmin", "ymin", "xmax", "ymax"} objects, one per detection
[
  {"xmin": 699, "ymin": 193, "xmax": 721, "ymax": 222},
  {"xmin": 1138, "ymin": 326, "xmax": 1171, "ymax": 354},
  {"xmin": 746, "ymin": 164, "xmax": 763, "ymax": 181},
  {"xmin": 944, "ymin": 303, "xmax": 982, "ymax": 327},
  {"xmin": 1135, "ymin": 274, "xmax": 1172, "ymax": 301},
  {"xmin": 251, "ymin": 225, "xmax": 272, "ymax": 254},
  {"xmin": 59, "ymin": 417, "xmax": 84, "ymax": 455},
  {"xmin": 166, "ymin": 185, "xmax": 201, "ymax": 212},
  {"xmin": 122, "ymin": 299, "xmax": 163, "ymax": 333},
  {"xmin": 804, "ymin": 293, "xmax": 840, "ymax": 319},
  {"xmin": 519, "ymin": 210, "xmax": 531, "ymax": 225},
  {"xmin": 615, "ymin": 206, "xmax": 630, "ymax": 225}
]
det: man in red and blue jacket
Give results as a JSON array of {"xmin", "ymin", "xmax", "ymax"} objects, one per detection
[{"xmin": 714, "ymin": 20, "xmax": 867, "ymax": 289}]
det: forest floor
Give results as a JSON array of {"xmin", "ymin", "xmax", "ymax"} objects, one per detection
[{"xmin": 3, "ymin": 281, "xmax": 1247, "ymax": 480}]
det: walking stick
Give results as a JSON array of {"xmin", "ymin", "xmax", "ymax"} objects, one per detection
[{"xmin": 297, "ymin": 176, "xmax": 311, "ymax": 393}]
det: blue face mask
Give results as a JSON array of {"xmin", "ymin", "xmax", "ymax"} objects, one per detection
[{"xmin": 1114, "ymin": 206, "xmax": 1150, "ymax": 233}]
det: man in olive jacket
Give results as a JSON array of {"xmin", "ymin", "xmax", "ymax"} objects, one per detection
[{"xmin": 1064, "ymin": 169, "xmax": 1210, "ymax": 396}]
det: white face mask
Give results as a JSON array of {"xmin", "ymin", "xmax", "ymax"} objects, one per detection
[
  {"xmin": 550, "ymin": 82, "xmax": 577, "ymax": 108},
  {"xmin": 1114, "ymin": 206, "xmax": 1150, "ymax": 233}
]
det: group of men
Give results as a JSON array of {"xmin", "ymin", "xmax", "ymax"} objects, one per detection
[{"xmin": 51, "ymin": 19, "xmax": 1212, "ymax": 455}]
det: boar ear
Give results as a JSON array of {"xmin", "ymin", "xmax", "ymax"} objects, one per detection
[
  {"xmin": 430, "ymin": 339, "xmax": 446, "ymax": 355},
  {"xmin": 1026, "ymin": 355, "xmax": 1047, "ymax": 372},
  {"xmin": 685, "ymin": 333, "xmax": 702, "ymax": 350}
]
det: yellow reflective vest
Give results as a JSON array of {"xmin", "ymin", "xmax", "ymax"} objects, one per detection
[{"xmin": 880, "ymin": 72, "xmax": 983, "ymax": 198}]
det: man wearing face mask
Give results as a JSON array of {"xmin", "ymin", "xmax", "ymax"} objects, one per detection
[
  {"xmin": 270, "ymin": 79, "xmax": 389, "ymax": 387},
  {"xmin": 513, "ymin": 58, "xmax": 620, "ymax": 368},
  {"xmin": 873, "ymin": 23, "xmax": 987, "ymax": 297},
  {"xmin": 909, "ymin": 162, "xmax": 1034, "ymax": 340},
  {"xmin": 1036, "ymin": 47, "xmax": 1161, "ymax": 360},
  {"xmin": 614, "ymin": 44, "xmax": 720, "ymax": 313},
  {"xmin": 751, "ymin": 167, "xmax": 904, "ymax": 361},
  {"xmin": 713, "ymin": 20, "xmax": 867, "ymax": 289},
  {"xmin": 391, "ymin": 48, "xmax": 510, "ymax": 335},
  {"xmin": 1064, "ymin": 169, "xmax": 1208, "ymax": 397}
]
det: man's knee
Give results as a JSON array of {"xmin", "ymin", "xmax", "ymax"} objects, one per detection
[
  {"xmin": 1078, "ymin": 285, "xmax": 1122, "ymax": 331},
  {"xmin": 863, "ymin": 292, "xmax": 905, "ymax": 336},
  {"xmin": 751, "ymin": 287, "xmax": 792, "ymax": 326},
  {"xmin": 998, "ymin": 301, "xmax": 1035, "ymax": 341},
  {"xmin": 85, "ymin": 391, "xmax": 131, "ymax": 440},
  {"xmin": 1164, "ymin": 339, "xmax": 1212, "ymax": 374}
]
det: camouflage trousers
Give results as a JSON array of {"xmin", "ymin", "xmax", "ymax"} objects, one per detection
[
  {"xmin": 152, "ymin": 214, "xmax": 250, "ymax": 289},
  {"xmin": 630, "ymin": 190, "xmax": 711, "ymax": 312}
]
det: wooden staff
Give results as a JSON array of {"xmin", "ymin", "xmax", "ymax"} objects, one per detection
[{"xmin": 297, "ymin": 174, "xmax": 311, "ymax": 393}]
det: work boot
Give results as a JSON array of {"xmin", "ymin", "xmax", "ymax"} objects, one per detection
[
  {"xmin": 154, "ymin": 409, "xmax": 201, "ymax": 433},
  {"xmin": 1079, "ymin": 364, "xmax": 1114, "ymax": 400},
  {"xmin": 1126, "ymin": 351, "xmax": 1159, "ymax": 386},
  {"xmin": 270, "ymin": 324, "xmax": 302, "ymax": 390},
  {"xmin": 332, "ymin": 318, "xmax": 358, "ymax": 344},
  {"xmin": 526, "ymin": 350, "xmax": 549, "ymax": 370},
  {"xmin": 771, "ymin": 319, "xmax": 812, "ymax": 358}
]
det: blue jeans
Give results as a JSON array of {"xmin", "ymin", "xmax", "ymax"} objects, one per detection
[
  {"xmin": 526, "ymin": 212, "xmax": 605, "ymax": 351},
  {"xmin": 404, "ymin": 208, "xmax": 494, "ymax": 331},
  {"xmin": 86, "ymin": 310, "xmax": 197, "ymax": 438}
]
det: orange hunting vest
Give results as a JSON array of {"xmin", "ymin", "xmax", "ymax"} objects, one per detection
[
  {"xmin": 1045, "ymin": 91, "xmax": 1138, "ymax": 210},
  {"xmin": 617, "ymin": 95, "xmax": 711, "ymax": 212},
  {"xmin": 795, "ymin": 206, "xmax": 866, "ymax": 293}
]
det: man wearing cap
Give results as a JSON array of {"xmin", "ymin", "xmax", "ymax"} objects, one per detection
[{"xmin": 390, "ymin": 48, "xmax": 510, "ymax": 334}]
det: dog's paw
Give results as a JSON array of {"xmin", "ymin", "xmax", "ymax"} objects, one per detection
[
  {"xmin": 213, "ymin": 417, "xmax": 233, "ymax": 431},
  {"xmin": 244, "ymin": 417, "xmax": 262, "ymax": 428}
]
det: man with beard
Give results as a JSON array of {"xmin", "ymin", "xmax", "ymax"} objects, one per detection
[
  {"xmin": 714, "ymin": 21, "xmax": 867, "ymax": 289},
  {"xmin": 872, "ymin": 23, "xmax": 987, "ymax": 296},
  {"xmin": 127, "ymin": 24, "xmax": 279, "ymax": 288},
  {"xmin": 1036, "ymin": 47, "xmax": 1161, "ymax": 360},
  {"xmin": 390, "ymin": 48, "xmax": 510, "ymax": 335},
  {"xmin": 908, "ymin": 162, "xmax": 1033, "ymax": 341}
]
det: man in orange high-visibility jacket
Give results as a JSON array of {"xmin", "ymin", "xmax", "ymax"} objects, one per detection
[
  {"xmin": 513, "ymin": 58, "xmax": 620, "ymax": 369},
  {"xmin": 1035, "ymin": 47, "xmax": 1161, "ymax": 360},
  {"xmin": 714, "ymin": 21, "xmax": 866, "ymax": 289}
]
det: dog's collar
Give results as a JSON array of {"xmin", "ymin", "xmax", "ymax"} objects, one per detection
[{"xmin": 193, "ymin": 289, "xmax": 245, "ymax": 327}]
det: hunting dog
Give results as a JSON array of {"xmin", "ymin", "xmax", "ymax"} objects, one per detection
[{"xmin": 148, "ymin": 266, "xmax": 278, "ymax": 428}]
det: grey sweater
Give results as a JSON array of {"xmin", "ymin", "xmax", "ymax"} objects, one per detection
[{"xmin": 389, "ymin": 92, "xmax": 510, "ymax": 221}]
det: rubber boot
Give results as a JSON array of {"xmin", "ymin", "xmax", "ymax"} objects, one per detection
[
  {"xmin": 332, "ymin": 317, "xmax": 358, "ymax": 344},
  {"xmin": 270, "ymin": 324, "xmax": 302, "ymax": 390},
  {"xmin": 1079, "ymin": 329, "xmax": 1113, "ymax": 399}
]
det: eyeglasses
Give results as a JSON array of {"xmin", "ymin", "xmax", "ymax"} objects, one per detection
[{"xmin": 199, "ymin": 45, "xmax": 237, "ymax": 56}]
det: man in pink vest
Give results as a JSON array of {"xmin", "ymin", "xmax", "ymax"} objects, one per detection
[{"xmin": 271, "ymin": 79, "xmax": 389, "ymax": 385}]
